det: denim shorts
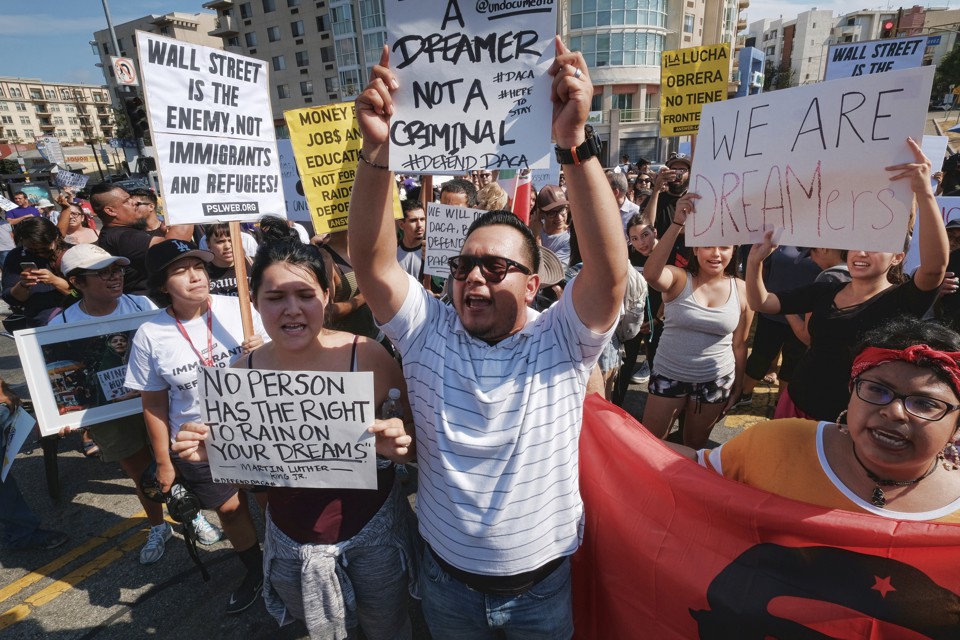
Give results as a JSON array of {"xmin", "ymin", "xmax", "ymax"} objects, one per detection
[{"xmin": 647, "ymin": 371, "xmax": 735, "ymax": 404}]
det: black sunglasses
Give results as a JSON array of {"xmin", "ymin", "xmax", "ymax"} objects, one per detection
[{"xmin": 448, "ymin": 254, "xmax": 532, "ymax": 283}]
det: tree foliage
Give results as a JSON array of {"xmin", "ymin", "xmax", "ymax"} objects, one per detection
[{"xmin": 933, "ymin": 44, "xmax": 960, "ymax": 99}]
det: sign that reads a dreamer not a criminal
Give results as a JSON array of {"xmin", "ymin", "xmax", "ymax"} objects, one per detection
[
  {"xmin": 199, "ymin": 366, "xmax": 377, "ymax": 489},
  {"xmin": 384, "ymin": 0, "xmax": 556, "ymax": 175},
  {"xmin": 136, "ymin": 31, "xmax": 284, "ymax": 225}
]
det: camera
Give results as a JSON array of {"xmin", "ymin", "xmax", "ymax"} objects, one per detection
[{"xmin": 140, "ymin": 463, "xmax": 209, "ymax": 580}]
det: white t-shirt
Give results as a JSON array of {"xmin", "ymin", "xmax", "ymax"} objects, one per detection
[
  {"xmin": 125, "ymin": 295, "xmax": 267, "ymax": 441},
  {"xmin": 47, "ymin": 294, "xmax": 157, "ymax": 325},
  {"xmin": 380, "ymin": 273, "xmax": 614, "ymax": 575}
]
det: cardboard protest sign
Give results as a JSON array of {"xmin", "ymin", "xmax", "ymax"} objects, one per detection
[
  {"xmin": 424, "ymin": 202, "xmax": 487, "ymax": 277},
  {"xmin": 135, "ymin": 31, "xmax": 284, "ymax": 224},
  {"xmin": 384, "ymin": 0, "xmax": 556, "ymax": 174},
  {"xmin": 198, "ymin": 366, "xmax": 377, "ymax": 489},
  {"xmin": 687, "ymin": 66, "xmax": 934, "ymax": 252},
  {"xmin": 1, "ymin": 408, "xmax": 35, "ymax": 482},
  {"xmin": 276, "ymin": 139, "xmax": 310, "ymax": 223},
  {"xmin": 660, "ymin": 43, "xmax": 730, "ymax": 137},
  {"xmin": 824, "ymin": 36, "xmax": 928, "ymax": 81}
]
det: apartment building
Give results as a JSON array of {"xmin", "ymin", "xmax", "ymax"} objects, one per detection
[{"xmin": 0, "ymin": 79, "xmax": 115, "ymax": 149}]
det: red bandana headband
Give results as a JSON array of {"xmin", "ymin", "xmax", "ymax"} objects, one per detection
[{"xmin": 851, "ymin": 345, "xmax": 960, "ymax": 398}]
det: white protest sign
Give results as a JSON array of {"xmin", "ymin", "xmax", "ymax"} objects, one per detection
[
  {"xmin": 384, "ymin": 0, "xmax": 556, "ymax": 174},
  {"xmin": 424, "ymin": 202, "xmax": 486, "ymax": 277},
  {"xmin": 55, "ymin": 169, "xmax": 89, "ymax": 189},
  {"xmin": 135, "ymin": 31, "xmax": 284, "ymax": 224},
  {"xmin": 922, "ymin": 135, "xmax": 949, "ymax": 189},
  {"xmin": 277, "ymin": 139, "xmax": 310, "ymax": 222},
  {"xmin": 198, "ymin": 366, "xmax": 376, "ymax": 489},
  {"xmin": 687, "ymin": 66, "xmax": 934, "ymax": 252},
  {"xmin": 904, "ymin": 196, "xmax": 960, "ymax": 274},
  {"xmin": 35, "ymin": 136, "xmax": 65, "ymax": 167},
  {"xmin": 1, "ymin": 408, "xmax": 36, "ymax": 482},
  {"xmin": 97, "ymin": 366, "xmax": 131, "ymax": 402},
  {"xmin": 824, "ymin": 36, "xmax": 928, "ymax": 81},
  {"xmin": 531, "ymin": 153, "xmax": 562, "ymax": 193},
  {"xmin": 0, "ymin": 195, "xmax": 17, "ymax": 212}
]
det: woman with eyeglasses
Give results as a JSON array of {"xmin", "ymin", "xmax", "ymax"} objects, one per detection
[
  {"xmin": 56, "ymin": 198, "xmax": 99, "ymax": 245},
  {"xmin": 1, "ymin": 217, "xmax": 73, "ymax": 329},
  {"xmin": 48, "ymin": 244, "xmax": 173, "ymax": 564},
  {"xmin": 746, "ymin": 138, "xmax": 948, "ymax": 423},
  {"xmin": 671, "ymin": 316, "xmax": 960, "ymax": 520}
]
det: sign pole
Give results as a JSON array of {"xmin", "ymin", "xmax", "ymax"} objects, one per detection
[
  {"xmin": 421, "ymin": 175, "xmax": 434, "ymax": 291},
  {"xmin": 230, "ymin": 221, "xmax": 254, "ymax": 340}
]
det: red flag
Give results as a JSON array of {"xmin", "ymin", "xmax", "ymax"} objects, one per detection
[
  {"xmin": 573, "ymin": 395, "xmax": 960, "ymax": 639},
  {"xmin": 497, "ymin": 170, "xmax": 532, "ymax": 224}
]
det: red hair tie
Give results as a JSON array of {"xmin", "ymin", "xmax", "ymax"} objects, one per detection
[{"xmin": 851, "ymin": 345, "xmax": 960, "ymax": 398}]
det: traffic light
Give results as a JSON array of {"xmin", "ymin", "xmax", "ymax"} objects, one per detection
[
  {"xmin": 881, "ymin": 19, "xmax": 896, "ymax": 38},
  {"xmin": 123, "ymin": 95, "xmax": 149, "ymax": 139}
]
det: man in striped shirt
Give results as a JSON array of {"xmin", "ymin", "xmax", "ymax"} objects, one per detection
[{"xmin": 350, "ymin": 41, "xmax": 626, "ymax": 638}]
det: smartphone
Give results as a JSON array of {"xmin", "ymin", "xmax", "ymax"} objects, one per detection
[{"xmin": 20, "ymin": 262, "xmax": 37, "ymax": 272}]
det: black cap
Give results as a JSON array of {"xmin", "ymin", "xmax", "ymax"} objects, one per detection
[{"xmin": 145, "ymin": 240, "xmax": 213, "ymax": 285}]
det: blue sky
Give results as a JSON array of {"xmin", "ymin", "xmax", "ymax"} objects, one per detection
[
  {"xmin": 3, "ymin": 1, "xmax": 902, "ymax": 86},
  {"xmin": 2, "ymin": 1, "xmax": 208, "ymax": 85}
]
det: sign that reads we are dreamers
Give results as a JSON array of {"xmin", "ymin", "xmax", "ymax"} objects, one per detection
[
  {"xmin": 199, "ymin": 366, "xmax": 377, "ymax": 489},
  {"xmin": 135, "ymin": 31, "xmax": 284, "ymax": 224},
  {"xmin": 687, "ymin": 66, "xmax": 934, "ymax": 252},
  {"xmin": 384, "ymin": 0, "xmax": 556, "ymax": 174},
  {"xmin": 660, "ymin": 44, "xmax": 729, "ymax": 137}
]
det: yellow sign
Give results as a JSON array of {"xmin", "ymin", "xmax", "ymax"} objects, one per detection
[
  {"xmin": 660, "ymin": 43, "xmax": 730, "ymax": 137},
  {"xmin": 285, "ymin": 102, "xmax": 400, "ymax": 234}
]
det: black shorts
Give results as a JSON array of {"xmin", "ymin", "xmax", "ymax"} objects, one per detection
[
  {"xmin": 171, "ymin": 457, "xmax": 238, "ymax": 510},
  {"xmin": 647, "ymin": 371, "xmax": 735, "ymax": 404}
]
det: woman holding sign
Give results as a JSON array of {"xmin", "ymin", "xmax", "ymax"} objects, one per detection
[
  {"xmin": 640, "ymin": 202, "xmax": 753, "ymax": 448},
  {"xmin": 173, "ymin": 240, "xmax": 417, "ymax": 640},
  {"xmin": 125, "ymin": 239, "xmax": 267, "ymax": 615},
  {"xmin": 746, "ymin": 137, "xmax": 949, "ymax": 424}
]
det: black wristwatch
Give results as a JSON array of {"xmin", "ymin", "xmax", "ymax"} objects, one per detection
[{"xmin": 554, "ymin": 125, "xmax": 602, "ymax": 166}]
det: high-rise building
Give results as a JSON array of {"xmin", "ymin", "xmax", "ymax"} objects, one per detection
[
  {"xmin": 0, "ymin": 79, "xmax": 115, "ymax": 148},
  {"xmin": 92, "ymin": 12, "xmax": 223, "ymax": 106},
  {"xmin": 202, "ymin": 0, "xmax": 387, "ymax": 130}
]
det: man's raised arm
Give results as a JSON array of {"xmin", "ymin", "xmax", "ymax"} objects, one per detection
[
  {"xmin": 348, "ymin": 46, "xmax": 410, "ymax": 325},
  {"xmin": 553, "ymin": 39, "xmax": 626, "ymax": 332}
]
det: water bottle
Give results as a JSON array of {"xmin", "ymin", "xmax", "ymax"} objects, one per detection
[{"xmin": 381, "ymin": 388, "xmax": 403, "ymax": 420}]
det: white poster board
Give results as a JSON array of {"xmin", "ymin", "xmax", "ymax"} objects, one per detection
[
  {"xmin": 0, "ymin": 195, "xmax": 17, "ymax": 212},
  {"xmin": 55, "ymin": 169, "xmax": 89, "ymax": 190},
  {"xmin": 922, "ymin": 135, "xmax": 949, "ymax": 189},
  {"xmin": 531, "ymin": 154, "xmax": 562, "ymax": 193},
  {"xmin": 824, "ymin": 36, "xmax": 928, "ymax": 81},
  {"xmin": 135, "ymin": 31, "xmax": 284, "ymax": 224},
  {"xmin": 424, "ymin": 202, "xmax": 487, "ymax": 277},
  {"xmin": 276, "ymin": 139, "xmax": 310, "ymax": 222},
  {"xmin": 384, "ymin": 0, "xmax": 556, "ymax": 174},
  {"xmin": 35, "ymin": 136, "xmax": 65, "ymax": 167},
  {"xmin": 904, "ymin": 196, "xmax": 960, "ymax": 274},
  {"xmin": 198, "ymin": 366, "xmax": 377, "ymax": 489},
  {"xmin": 687, "ymin": 66, "xmax": 934, "ymax": 252}
]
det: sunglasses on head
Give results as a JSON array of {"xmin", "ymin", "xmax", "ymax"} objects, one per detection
[{"xmin": 448, "ymin": 254, "xmax": 532, "ymax": 283}]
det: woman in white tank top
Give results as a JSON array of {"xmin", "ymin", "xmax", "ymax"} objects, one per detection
[{"xmin": 640, "ymin": 194, "xmax": 753, "ymax": 448}]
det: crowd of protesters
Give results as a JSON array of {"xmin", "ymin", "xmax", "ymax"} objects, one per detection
[{"xmin": 1, "ymin": 37, "xmax": 960, "ymax": 639}]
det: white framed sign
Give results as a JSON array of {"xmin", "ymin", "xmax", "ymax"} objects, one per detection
[
  {"xmin": 135, "ymin": 31, "xmax": 284, "ymax": 224},
  {"xmin": 14, "ymin": 311, "xmax": 157, "ymax": 436}
]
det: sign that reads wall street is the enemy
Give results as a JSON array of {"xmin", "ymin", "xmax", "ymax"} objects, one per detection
[
  {"xmin": 660, "ymin": 43, "xmax": 730, "ymax": 137},
  {"xmin": 199, "ymin": 366, "xmax": 377, "ymax": 489},
  {"xmin": 824, "ymin": 36, "xmax": 928, "ymax": 81},
  {"xmin": 384, "ymin": 0, "xmax": 556, "ymax": 174},
  {"xmin": 136, "ymin": 31, "xmax": 284, "ymax": 224},
  {"xmin": 687, "ymin": 66, "xmax": 934, "ymax": 252}
]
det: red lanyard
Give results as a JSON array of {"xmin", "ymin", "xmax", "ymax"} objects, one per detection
[{"xmin": 174, "ymin": 299, "xmax": 214, "ymax": 367}]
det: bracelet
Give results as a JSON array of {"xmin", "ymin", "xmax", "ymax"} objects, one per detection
[
  {"xmin": 672, "ymin": 219, "xmax": 684, "ymax": 227},
  {"xmin": 358, "ymin": 149, "xmax": 389, "ymax": 170}
]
